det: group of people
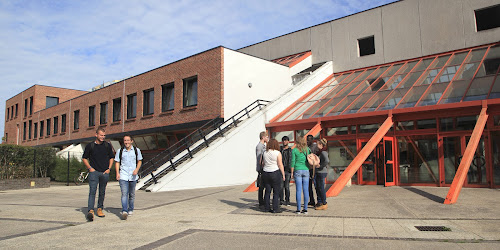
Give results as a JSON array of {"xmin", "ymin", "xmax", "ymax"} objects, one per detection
[
  {"xmin": 82, "ymin": 128, "xmax": 143, "ymax": 221},
  {"xmin": 256, "ymin": 131, "xmax": 330, "ymax": 214}
]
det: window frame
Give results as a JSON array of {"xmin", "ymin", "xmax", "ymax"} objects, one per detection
[
  {"xmin": 100, "ymin": 102, "xmax": 108, "ymax": 125},
  {"xmin": 89, "ymin": 106, "xmax": 95, "ymax": 127},
  {"xmin": 61, "ymin": 114, "xmax": 67, "ymax": 133},
  {"xmin": 183, "ymin": 76, "xmax": 198, "ymax": 108},
  {"xmin": 162, "ymin": 82, "xmax": 175, "ymax": 112},
  {"xmin": 475, "ymin": 4, "xmax": 500, "ymax": 32},
  {"xmin": 53, "ymin": 116, "xmax": 58, "ymax": 134},
  {"xmin": 34, "ymin": 122, "xmax": 38, "ymax": 139},
  {"xmin": 112, "ymin": 98, "xmax": 121, "ymax": 122},
  {"xmin": 358, "ymin": 36, "xmax": 375, "ymax": 57},
  {"xmin": 74, "ymin": 110, "xmax": 80, "ymax": 130},
  {"xmin": 127, "ymin": 93, "xmax": 137, "ymax": 119},
  {"xmin": 40, "ymin": 120, "xmax": 44, "ymax": 137},
  {"xmin": 46, "ymin": 118, "xmax": 51, "ymax": 136}
]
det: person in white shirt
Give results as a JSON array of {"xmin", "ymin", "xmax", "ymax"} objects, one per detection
[{"xmin": 262, "ymin": 139, "xmax": 285, "ymax": 213}]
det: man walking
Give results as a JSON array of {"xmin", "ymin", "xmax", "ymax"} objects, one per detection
[
  {"xmin": 115, "ymin": 135, "xmax": 143, "ymax": 220},
  {"xmin": 82, "ymin": 128, "xmax": 115, "ymax": 221},
  {"xmin": 256, "ymin": 131, "xmax": 268, "ymax": 209}
]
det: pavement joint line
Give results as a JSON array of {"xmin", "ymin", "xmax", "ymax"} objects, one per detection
[
  {"xmin": 0, "ymin": 217, "xmax": 82, "ymax": 225},
  {"xmin": 134, "ymin": 228, "xmax": 500, "ymax": 248},
  {"xmin": 0, "ymin": 225, "xmax": 75, "ymax": 242},
  {"xmin": 140, "ymin": 188, "xmax": 233, "ymax": 210}
]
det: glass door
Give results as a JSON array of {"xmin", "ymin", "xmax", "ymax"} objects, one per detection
[
  {"xmin": 384, "ymin": 137, "xmax": 396, "ymax": 186},
  {"xmin": 359, "ymin": 139, "xmax": 377, "ymax": 185}
]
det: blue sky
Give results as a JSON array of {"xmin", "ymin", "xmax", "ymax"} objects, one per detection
[{"xmin": 0, "ymin": 0, "xmax": 396, "ymax": 139}]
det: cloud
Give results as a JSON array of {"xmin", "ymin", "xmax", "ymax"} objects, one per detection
[{"xmin": 0, "ymin": 0, "xmax": 397, "ymax": 138}]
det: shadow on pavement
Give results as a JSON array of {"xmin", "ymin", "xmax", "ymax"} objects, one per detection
[{"xmin": 403, "ymin": 187, "xmax": 445, "ymax": 203}]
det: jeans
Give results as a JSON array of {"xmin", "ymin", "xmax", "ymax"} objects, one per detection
[
  {"xmin": 315, "ymin": 172, "xmax": 327, "ymax": 205},
  {"xmin": 119, "ymin": 180, "xmax": 137, "ymax": 213},
  {"xmin": 294, "ymin": 170, "xmax": 309, "ymax": 211},
  {"xmin": 88, "ymin": 171, "xmax": 109, "ymax": 212},
  {"xmin": 257, "ymin": 173, "xmax": 265, "ymax": 206},
  {"xmin": 263, "ymin": 170, "xmax": 283, "ymax": 211},
  {"xmin": 280, "ymin": 172, "xmax": 291, "ymax": 203},
  {"xmin": 309, "ymin": 169, "xmax": 316, "ymax": 205}
]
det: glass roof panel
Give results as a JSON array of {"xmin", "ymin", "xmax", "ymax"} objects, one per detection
[
  {"xmin": 397, "ymin": 71, "xmax": 426, "ymax": 89},
  {"xmin": 378, "ymin": 88, "xmax": 409, "ymax": 110},
  {"xmin": 418, "ymin": 82, "xmax": 449, "ymax": 106},
  {"xmin": 396, "ymin": 85, "xmax": 429, "ymax": 109},
  {"xmin": 488, "ymin": 76, "xmax": 500, "ymax": 99},
  {"xmin": 326, "ymin": 95, "xmax": 358, "ymax": 116},
  {"xmin": 276, "ymin": 101, "xmax": 308, "ymax": 122},
  {"xmin": 343, "ymin": 93, "xmax": 374, "ymax": 114},
  {"xmin": 310, "ymin": 85, "xmax": 337, "ymax": 101},
  {"xmin": 328, "ymin": 74, "xmax": 348, "ymax": 86},
  {"xmin": 384, "ymin": 73, "xmax": 410, "ymax": 90},
  {"xmin": 448, "ymin": 51, "xmax": 469, "ymax": 65},
  {"xmin": 432, "ymin": 55, "xmax": 452, "ymax": 68},
  {"xmin": 301, "ymin": 99, "xmax": 330, "ymax": 119},
  {"xmin": 485, "ymin": 45, "xmax": 500, "ymax": 61},
  {"xmin": 312, "ymin": 97, "xmax": 344, "ymax": 118},
  {"xmin": 283, "ymin": 100, "xmax": 319, "ymax": 121},
  {"xmin": 359, "ymin": 90, "xmax": 391, "ymax": 113},
  {"xmin": 464, "ymin": 76, "xmax": 495, "ymax": 101},
  {"xmin": 413, "ymin": 58, "xmax": 435, "ymax": 71},
  {"xmin": 469, "ymin": 48, "xmax": 488, "ymax": 62}
]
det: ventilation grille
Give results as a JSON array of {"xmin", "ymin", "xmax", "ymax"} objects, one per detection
[{"xmin": 415, "ymin": 226, "xmax": 451, "ymax": 231}]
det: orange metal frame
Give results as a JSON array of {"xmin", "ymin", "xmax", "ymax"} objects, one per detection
[
  {"xmin": 326, "ymin": 115, "xmax": 394, "ymax": 197},
  {"xmin": 444, "ymin": 105, "xmax": 488, "ymax": 204}
]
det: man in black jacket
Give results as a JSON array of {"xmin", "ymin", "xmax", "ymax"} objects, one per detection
[{"xmin": 280, "ymin": 136, "xmax": 292, "ymax": 206}]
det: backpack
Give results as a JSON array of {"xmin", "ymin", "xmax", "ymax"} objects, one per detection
[{"xmin": 119, "ymin": 146, "xmax": 139, "ymax": 165}]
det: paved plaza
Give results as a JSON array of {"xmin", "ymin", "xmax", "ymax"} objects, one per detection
[{"xmin": 0, "ymin": 182, "xmax": 499, "ymax": 249}]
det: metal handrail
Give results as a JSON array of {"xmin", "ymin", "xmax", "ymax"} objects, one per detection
[{"xmin": 138, "ymin": 99, "xmax": 270, "ymax": 184}]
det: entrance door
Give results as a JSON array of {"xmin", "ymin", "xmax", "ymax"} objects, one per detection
[
  {"xmin": 442, "ymin": 135, "xmax": 487, "ymax": 187},
  {"xmin": 358, "ymin": 137, "xmax": 396, "ymax": 186}
]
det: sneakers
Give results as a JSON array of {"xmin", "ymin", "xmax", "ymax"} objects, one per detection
[
  {"xmin": 295, "ymin": 210, "xmax": 301, "ymax": 214},
  {"xmin": 308, "ymin": 202, "xmax": 316, "ymax": 208},
  {"xmin": 128, "ymin": 211, "xmax": 133, "ymax": 216},
  {"xmin": 316, "ymin": 204, "xmax": 328, "ymax": 210},
  {"xmin": 286, "ymin": 201, "xmax": 291, "ymax": 207},
  {"xmin": 86, "ymin": 210, "xmax": 94, "ymax": 221},
  {"xmin": 120, "ymin": 211, "xmax": 128, "ymax": 220},
  {"xmin": 301, "ymin": 209, "xmax": 308, "ymax": 215},
  {"xmin": 96, "ymin": 208, "xmax": 105, "ymax": 217}
]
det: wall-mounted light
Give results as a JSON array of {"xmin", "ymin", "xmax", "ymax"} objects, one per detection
[{"xmin": 248, "ymin": 82, "xmax": 252, "ymax": 88}]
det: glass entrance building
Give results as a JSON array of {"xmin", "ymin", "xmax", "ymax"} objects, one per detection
[{"xmin": 267, "ymin": 43, "xmax": 500, "ymax": 188}]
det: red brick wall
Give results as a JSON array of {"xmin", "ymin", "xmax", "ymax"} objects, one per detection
[{"xmin": 6, "ymin": 47, "xmax": 224, "ymax": 147}]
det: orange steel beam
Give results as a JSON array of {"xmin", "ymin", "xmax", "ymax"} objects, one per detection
[
  {"xmin": 243, "ymin": 181, "xmax": 259, "ymax": 192},
  {"xmin": 444, "ymin": 106, "xmax": 488, "ymax": 204},
  {"xmin": 339, "ymin": 140, "xmax": 356, "ymax": 159},
  {"xmin": 326, "ymin": 115, "xmax": 393, "ymax": 197}
]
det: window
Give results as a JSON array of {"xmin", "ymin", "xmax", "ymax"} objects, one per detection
[
  {"xmin": 34, "ymin": 123, "xmax": 38, "ymax": 139},
  {"xmin": 143, "ymin": 89, "xmax": 155, "ymax": 115},
  {"xmin": 74, "ymin": 110, "xmax": 80, "ymax": 130},
  {"xmin": 127, "ymin": 93, "xmax": 137, "ymax": 119},
  {"xmin": 46, "ymin": 118, "xmax": 51, "ymax": 136},
  {"xmin": 23, "ymin": 122, "xmax": 26, "ymax": 140},
  {"xmin": 89, "ymin": 106, "xmax": 95, "ymax": 127},
  {"xmin": 358, "ymin": 36, "xmax": 375, "ymax": 56},
  {"xmin": 6, "ymin": 107, "xmax": 9, "ymax": 121},
  {"xmin": 162, "ymin": 83, "xmax": 175, "ymax": 111},
  {"xmin": 46, "ymin": 96, "xmax": 59, "ymax": 108},
  {"xmin": 61, "ymin": 114, "xmax": 66, "ymax": 133},
  {"xmin": 29, "ymin": 96, "xmax": 33, "ymax": 115},
  {"xmin": 475, "ymin": 4, "xmax": 500, "ymax": 31},
  {"xmin": 100, "ymin": 102, "xmax": 108, "ymax": 124},
  {"xmin": 53, "ymin": 116, "xmax": 58, "ymax": 134},
  {"xmin": 11, "ymin": 105, "xmax": 14, "ymax": 119},
  {"xmin": 24, "ymin": 98, "xmax": 28, "ymax": 117},
  {"xmin": 28, "ymin": 120, "xmax": 32, "ymax": 139},
  {"xmin": 15, "ymin": 104, "xmax": 18, "ymax": 117},
  {"xmin": 113, "ymin": 98, "xmax": 121, "ymax": 122},
  {"xmin": 183, "ymin": 76, "xmax": 198, "ymax": 107},
  {"xmin": 40, "ymin": 121, "xmax": 44, "ymax": 137}
]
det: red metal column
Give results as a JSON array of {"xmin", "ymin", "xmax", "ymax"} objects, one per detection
[
  {"xmin": 326, "ymin": 115, "xmax": 394, "ymax": 197},
  {"xmin": 444, "ymin": 105, "xmax": 488, "ymax": 204}
]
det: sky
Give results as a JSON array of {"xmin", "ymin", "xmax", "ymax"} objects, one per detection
[{"xmin": 0, "ymin": 0, "xmax": 396, "ymax": 139}]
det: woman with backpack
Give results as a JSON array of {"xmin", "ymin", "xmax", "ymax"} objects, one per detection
[
  {"xmin": 315, "ymin": 138, "xmax": 330, "ymax": 210},
  {"xmin": 291, "ymin": 136, "xmax": 311, "ymax": 214}
]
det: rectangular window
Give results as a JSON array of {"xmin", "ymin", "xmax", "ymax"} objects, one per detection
[
  {"xmin": 24, "ymin": 98, "xmax": 28, "ymax": 117},
  {"xmin": 34, "ymin": 122, "xmax": 38, "ymax": 139},
  {"xmin": 23, "ymin": 122, "xmax": 26, "ymax": 140},
  {"xmin": 15, "ymin": 104, "xmax": 18, "ymax": 117},
  {"xmin": 28, "ymin": 120, "xmax": 32, "ymax": 139},
  {"xmin": 183, "ymin": 76, "xmax": 198, "ymax": 107},
  {"xmin": 475, "ymin": 4, "xmax": 500, "ymax": 31},
  {"xmin": 358, "ymin": 36, "xmax": 375, "ymax": 56},
  {"xmin": 46, "ymin": 96, "xmax": 59, "ymax": 109},
  {"xmin": 46, "ymin": 118, "xmax": 51, "ymax": 136},
  {"xmin": 53, "ymin": 116, "xmax": 58, "ymax": 134},
  {"xmin": 6, "ymin": 107, "xmax": 9, "ymax": 121},
  {"xmin": 100, "ymin": 102, "xmax": 108, "ymax": 124},
  {"xmin": 143, "ymin": 88, "xmax": 155, "ymax": 115},
  {"xmin": 113, "ymin": 98, "xmax": 121, "ymax": 122},
  {"xmin": 40, "ymin": 121, "xmax": 44, "ymax": 137},
  {"xmin": 74, "ymin": 110, "xmax": 80, "ymax": 130},
  {"xmin": 29, "ymin": 96, "xmax": 33, "ymax": 115},
  {"xmin": 61, "ymin": 114, "xmax": 66, "ymax": 133},
  {"xmin": 89, "ymin": 106, "xmax": 95, "ymax": 127},
  {"xmin": 162, "ymin": 83, "xmax": 175, "ymax": 112},
  {"xmin": 11, "ymin": 105, "xmax": 14, "ymax": 119},
  {"xmin": 127, "ymin": 93, "xmax": 137, "ymax": 119}
]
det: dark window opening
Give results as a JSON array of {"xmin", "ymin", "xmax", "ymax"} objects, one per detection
[
  {"xmin": 89, "ymin": 106, "xmax": 95, "ymax": 127},
  {"xmin": 46, "ymin": 119, "xmax": 51, "ymax": 136},
  {"xmin": 29, "ymin": 96, "xmax": 33, "ymax": 115},
  {"xmin": 28, "ymin": 120, "xmax": 32, "ymax": 139},
  {"xmin": 15, "ymin": 104, "xmax": 18, "ymax": 117},
  {"xmin": 61, "ymin": 114, "xmax": 66, "ymax": 133},
  {"xmin": 113, "ymin": 98, "xmax": 121, "ymax": 122},
  {"xmin": 23, "ymin": 122, "xmax": 26, "ymax": 140},
  {"xmin": 40, "ymin": 121, "xmax": 44, "ymax": 137},
  {"xmin": 143, "ymin": 89, "xmax": 155, "ymax": 115},
  {"xmin": 358, "ymin": 36, "xmax": 375, "ymax": 56},
  {"xmin": 24, "ymin": 98, "xmax": 28, "ymax": 117},
  {"xmin": 162, "ymin": 83, "xmax": 175, "ymax": 112},
  {"xmin": 74, "ymin": 110, "xmax": 80, "ymax": 130},
  {"xmin": 6, "ymin": 107, "xmax": 9, "ymax": 121},
  {"xmin": 475, "ymin": 5, "xmax": 500, "ymax": 31},
  {"xmin": 34, "ymin": 123, "xmax": 38, "ymax": 139},
  {"xmin": 183, "ymin": 76, "xmax": 198, "ymax": 107},
  {"xmin": 127, "ymin": 94, "xmax": 137, "ymax": 119},
  {"xmin": 100, "ymin": 102, "xmax": 108, "ymax": 124},
  {"xmin": 53, "ymin": 116, "xmax": 58, "ymax": 134},
  {"xmin": 46, "ymin": 96, "xmax": 59, "ymax": 109}
]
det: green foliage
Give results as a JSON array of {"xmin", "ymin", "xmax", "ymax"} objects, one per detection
[
  {"xmin": 52, "ymin": 156, "xmax": 85, "ymax": 182},
  {"xmin": 0, "ymin": 144, "xmax": 36, "ymax": 179}
]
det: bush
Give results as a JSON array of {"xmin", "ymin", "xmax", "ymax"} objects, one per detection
[
  {"xmin": 52, "ymin": 156, "xmax": 85, "ymax": 182},
  {"xmin": 0, "ymin": 145, "xmax": 36, "ymax": 179}
]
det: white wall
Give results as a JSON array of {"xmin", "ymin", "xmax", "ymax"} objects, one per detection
[
  {"xmin": 152, "ymin": 62, "xmax": 333, "ymax": 192},
  {"xmin": 223, "ymin": 48, "xmax": 291, "ymax": 119}
]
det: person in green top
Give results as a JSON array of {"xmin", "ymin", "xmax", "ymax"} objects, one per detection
[{"xmin": 291, "ymin": 136, "xmax": 311, "ymax": 214}]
